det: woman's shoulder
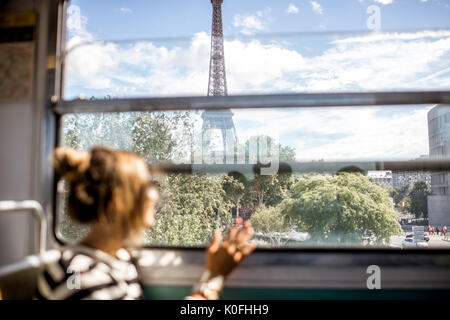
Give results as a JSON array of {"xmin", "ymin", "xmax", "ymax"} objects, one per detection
[{"xmin": 35, "ymin": 245, "xmax": 142, "ymax": 300}]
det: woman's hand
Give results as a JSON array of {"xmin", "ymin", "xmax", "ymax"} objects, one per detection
[
  {"xmin": 206, "ymin": 217, "xmax": 256, "ymax": 276},
  {"xmin": 188, "ymin": 218, "xmax": 256, "ymax": 300}
]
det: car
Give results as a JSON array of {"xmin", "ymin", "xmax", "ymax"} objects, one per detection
[
  {"xmin": 406, "ymin": 232, "xmax": 429, "ymax": 241},
  {"xmin": 402, "ymin": 237, "xmax": 429, "ymax": 248},
  {"xmin": 416, "ymin": 241, "xmax": 429, "ymax": 248},
  {"xmin": 402, "ymin": 238, "xmax": 416, "ymax": 248}
]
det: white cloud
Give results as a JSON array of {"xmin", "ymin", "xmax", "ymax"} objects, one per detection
[
  {"xmin": 232, "ymin": 8, "xmax": 271, "ymax": 35},
  {"xmin": 310, "ymin": 1, "xmax": 323, "ymax": 14},
  {"xmin": 120, "ymin": 7, "xmax": 132, "ymax": 14},
  {"xmin": 65, "ymin": 6, "xmax": 450, "ymax": 96},
  {"xmin": 373, "ymin": 0, "xmax": 394, "ymax": 4},
  {"xmin": 66, "ymin": 5, "xmax": 93, "ymax": 48},
  {"xmin": 286, "ymin": 3, "xmax": 299, "ymax": 14},
  {"xmin": 232, "ymin": 106, "xmax": 432, "ymax": 160}
]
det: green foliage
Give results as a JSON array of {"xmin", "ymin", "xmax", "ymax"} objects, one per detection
[
  {"xmin": 279, "ymin": 145, "xmax": 296, "ymax": 161},
  {"xmin": 59, "ymin": 111, "xmax": 196, "ymax": 243},
  {"xmin": 250, "ymin": 205, "xmax": 296, "ymax": 246},
  {"xmin": 130, "ymin": 112, "xmax": 192, "ymax": 162},
  {"xmin": 389, "ymin": 184, "xmax": 410, "ymax": 209},
  {"xmin": 56, "ymin": 182, "xmax": 90, "ymax": 242},
  {"xmin": 221, "ymin": 173, "xmax": 245, "ymax": 217},
  {"xmin": 217, "ymin": 135, "xmax": 296, "ymax": 218},
  {"xmin": 58, "ymin": 210, "xmax": 90, "ymax": 242},
  {"xmin": 250, "ymin": 205, "xmax": 292, "ymax": 234},
  {"xmin": 144, "ymin": 174, "xmax": 232, "ymax": 246},
  {"xmin": 409, "ymin": 181, "xmax": 430, "ymax": 219},
  {"xmin": 62, "ymin": 113, "xmax": 134, "ymax": 150},
  {"xmin": 281, "ymin": 173, "xmax": 402, "ymax": 245},
  {"xmin": 242, "ymin": 173, "xmax": 292, "ymax": 209},
  {"xmin": 60, "ymin": 111, "xmax": 403, "ymax": 249}
]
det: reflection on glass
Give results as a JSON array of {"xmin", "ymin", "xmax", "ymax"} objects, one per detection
[{"xmin": 57, "ymin": 105, "xmax": 450, "ymax": 248}]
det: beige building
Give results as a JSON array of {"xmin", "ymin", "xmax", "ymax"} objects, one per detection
[{"xmin": 427, "ymin": 105, "xmax": 450, "ymax": 226}]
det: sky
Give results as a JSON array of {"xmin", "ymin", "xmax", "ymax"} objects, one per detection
[
  {"xmin": 63, "ymin": 0, "xmax": 450, "ymax": 161},
  {"xmin": 68, "ymin": 0, "xmax": 450, "ymax": 40}
]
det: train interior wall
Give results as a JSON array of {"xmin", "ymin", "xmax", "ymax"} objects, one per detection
[{"xmin": 0, "ymin": 0, "xmax": 55, "ymax": 266}]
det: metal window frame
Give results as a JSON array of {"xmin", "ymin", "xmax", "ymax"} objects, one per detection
[{"xmin": 54, "ymin": 90, "xmax": 450, "ymax": 114}]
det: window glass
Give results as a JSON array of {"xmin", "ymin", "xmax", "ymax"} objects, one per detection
[
  {"xmin": 64, "ymin": 1, "xmax": 450, "ymax": 99},
  {"xmin": 57, "ymin": 106, "xmax": 450, "ymax": 249}
]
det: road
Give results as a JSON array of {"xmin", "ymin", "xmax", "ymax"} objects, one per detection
[{"xmin": 390, "ymin": 233, "xmax": 450, "ymax": 249}]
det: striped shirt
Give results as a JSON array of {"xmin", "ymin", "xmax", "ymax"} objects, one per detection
[{"xmin": 34, "ymin": 245, "xmax": 143, "ymax": 300}]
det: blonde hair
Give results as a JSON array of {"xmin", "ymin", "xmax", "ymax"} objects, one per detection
[{"xmin": 54, "ymin": 146, "xmax": 155, "ymax": 237}]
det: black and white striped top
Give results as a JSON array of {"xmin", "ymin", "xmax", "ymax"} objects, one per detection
[{"xmin": 34, "ymin": 245, "xmax": 143, "ymax": 300}]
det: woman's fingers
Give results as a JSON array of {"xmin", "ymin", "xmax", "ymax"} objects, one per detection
[
  {"xmin": 233, "ymin": 251, "xmax": 243, "ymax": 263},
  {"xmin": 208, "ymin": 230, "xmax": 222, "ymax": 254},
  {"xmin": 228, "ymin": 226, "xmax": 238, "ymax": 241},
  {"xmin": 236, "ymin": 224, "xmax": 254, "ymax": 244},
  {"xmin": 226, "ymin": 242, "xmax": 237, "ymax": 255},
  {"xmin": 240, "ymin": 241, "xmax": 256, "ymax": 256},
  {"xmin": 228, "ymin": 217, "xmax": 243, "ymax": 240}
]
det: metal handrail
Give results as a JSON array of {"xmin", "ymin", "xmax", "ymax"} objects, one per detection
[
  {"xmin": 0, "ymin": 201, "xmax": 47, "ymax": 255},
  {"xmin": 0, "ymin": 250, "xmax": 60, "ymax": 280}
]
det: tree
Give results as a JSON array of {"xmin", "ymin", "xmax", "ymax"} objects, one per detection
[
  {"xmin": 279, "ymin": 145, "xmax": 296, "ymax": 161},
  {"xmin": 62, "ymin": 112, "xmax": 134, "ymax": 150},
  {"xmin": 59, "ymin": 110, "xmax": 197, "ymax": 242},
  {"xmin": 237, "ymin": 135, "xmax": 295, "ymax": 214},
  {"xmin": 221, "ymin": 173, "xmax": 245, "ymax": 218},
  {"xmin": 144, "ymin": 173, "xmax": 232, "ymax": 246},
  {"xmin": 280, "ymin": 173, "xmax": 402, "ymax": 245},
  {"xmin": 250, "ymin": 205, "xmax": 294, "ymax": 246},
  {"xmin": 389, "ymin": 184, "xmax": 410, "ymax": 209},
  {"xmin": 409, "ymin": 181, "xmax": 430, "ymax": 219},
  {"xmin": 130, "ymin": 111, "xmax": 192, "ymax": 162},
  {"xmin": 60, "ymin": 112, "xmax": 135, "ymax": 241}
]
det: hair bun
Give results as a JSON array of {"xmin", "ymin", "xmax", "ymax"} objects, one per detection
[
  {"xmin": 88, "ymin": 147, "xmax": 115, "ymax": 183},
  {"xmin": 53, "ymin": 148, "xmax": 90, "ymax": 183}
]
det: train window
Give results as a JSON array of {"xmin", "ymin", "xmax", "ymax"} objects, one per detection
[
  {"xmin": 55, "ymin": 105, "xmax": 450, "ymax": 249},
  {"xmin": 55, "ymin": 1, "xmax": 450, "ymax": 249},
  {"xmin": 63, "ymin": 28, "xmax": 450, "ymax": 99}
]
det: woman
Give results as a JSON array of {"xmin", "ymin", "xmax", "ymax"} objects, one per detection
[{"xmin": 35, "ymin": 146, "xmax": 255, "ymax": 300}]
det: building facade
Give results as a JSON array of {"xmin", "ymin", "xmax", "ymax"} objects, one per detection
[
  {"xmin": 367, "ymin": 170, "xmax": 393, "ymax": 188},
  {"xmin": 427, "ymin": 105, "xmax": 450, "ymax": 226},
  {"xmin": 392, "ymin": 171, "xmax": 431, "ymax": 190}
]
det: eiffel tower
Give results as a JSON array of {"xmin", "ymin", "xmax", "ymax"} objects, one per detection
[{"xmin": 202, "ymin": 0, "xmax": 238, "ymax": 163}]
